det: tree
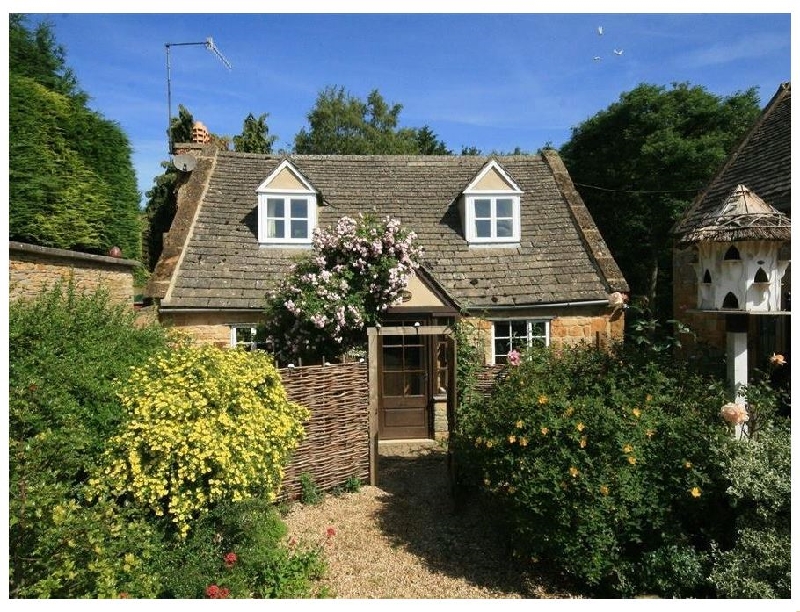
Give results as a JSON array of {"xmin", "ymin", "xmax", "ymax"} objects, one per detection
[
  {"xmin": 560, "ymin": 82, "xmax": 760, "ymax": 319},
  {"xmin": 9, "ymin": 14, "xmax": 83, "ymax": 100},
  {"xmin": 9, "ymin": 15, "xmax": 142, "ymax": 259},
  {"xmin": 415, "ymin": 125, "xmax": 451, "ymax": 155},
  {"xmin": 233, "ymin": 112, "xmax": 278, "ymax": 154},
  {"xmin": 294, "ymin": 85, "xmax": 448, "ymax": 155}
]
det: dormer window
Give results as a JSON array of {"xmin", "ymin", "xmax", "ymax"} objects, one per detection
[
  {"xmin": 460, "ymin": 160, "xmax": 522, "ymax": 245},
  {"xmin": 256, "ymin": 160, "xmax": 317, "ymax": 246}
]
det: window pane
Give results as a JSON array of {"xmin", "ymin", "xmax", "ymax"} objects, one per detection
[
  {"xmin": 475, "ymin": 220, "xmax": 491, "ymax": 238},
  {"xmin": 496, "ymin": 198, "xmax": 514, "ymax": 218},
  {"xmin": 383, "ymin": 347, "xmax": 404, "ymax": 369},
  {"xmin": 496, "ymin": 219, "xmax": 513, "ymax": 237},
  {"xmin": 530, "ymin": 321, "xmax": 546, "ymax": 336},
  {"xmin": 474, "ymin": 199, "xmax": 491, "ymax": 218},
  {"xmin": 511, "ymin": 320, "xmax": 527, "ymax": 338},
  {"xmin": 266, "ymin": 219, "xmax": 284, "ymax": 238},
  {"xmin": 405, "ymin": 373, "xmax": 424, "ymax": 396},
  {"xmin": 495, "ymin": 338, "xmax": 511, "ymax": 357},
  {"xmin": 291, "ymin": 220, "xmax": 308, "ymax": 239},
  {"xmin": 267, "ymin": 198, "xmax": 284, "ymax": 217},
  {"xmin": 383, "ymin": 372, "xmax": 404, "ymax": 396},
  {"xmin": 290, "ymin": 199, "xmax": 308, "ymax": 218},
  {"xmin": 235, "ymin": 327, "xmax": 255, "ymax": 343}
]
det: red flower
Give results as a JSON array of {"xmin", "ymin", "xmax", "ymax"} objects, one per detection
[
  {"xmin": 206, "ymin": 584, "xmax": 230, "ymax": 599},
  {"xmin": 118, "ymin": 592, "xmax": 129, "ymax": 599},
  {"xmin": 326, "ymin": 526, "xmax": 336, "ymax": 538},
  {"xmin": 224, "ymin": 551, "xmax": 237, "ymax": 567}
]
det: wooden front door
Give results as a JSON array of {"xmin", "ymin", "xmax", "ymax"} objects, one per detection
[{"xmin": 379, "ymin": 332, "xmax": 429, "ymax": 439}]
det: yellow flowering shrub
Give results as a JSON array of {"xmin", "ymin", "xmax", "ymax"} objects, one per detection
[{"xmin": 92, "ymin": 346, "xmax": 309, "ymax": 536}]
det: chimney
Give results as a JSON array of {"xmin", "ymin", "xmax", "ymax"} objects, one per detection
[{"xmin": 192, "ymin": 121, "xmax": 211, "ymax": 144}]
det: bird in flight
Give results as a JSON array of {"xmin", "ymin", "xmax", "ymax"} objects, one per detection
[
  {"xmin": 597, "ymin": 26, "xmax": 603, "ymax": 35},
  {"xmin": 613, "ymin": 49, "xmax": 624, "ymax": 55},
  {"xmin": 593, "ymin": 56, "xmax": 602, "ymax": 61}
]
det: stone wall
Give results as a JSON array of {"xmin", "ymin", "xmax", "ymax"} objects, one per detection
[
  {"xmin": 158, "ymin": 310, "xmax": 263, "ymax": 347},
  {"xmin": 471, "ymin": 307, "xmax": 625, "ymax": 365},
  {"xmin": 9, "ymin": 241, "xmax": 138, "ymax": 306}
]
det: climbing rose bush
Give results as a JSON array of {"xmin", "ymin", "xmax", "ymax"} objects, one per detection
[
  {"xmin": 264, "ymin": 214, "xmax": 422, "ymax": 363},
  {"xmin": 90, "ymin": 345, "xmax": 309, "ymax": 537}
]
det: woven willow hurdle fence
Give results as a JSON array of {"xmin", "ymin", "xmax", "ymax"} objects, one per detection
[{"xmin": 279, "ymin": 361, "xmax": 371, "ymax": 501}]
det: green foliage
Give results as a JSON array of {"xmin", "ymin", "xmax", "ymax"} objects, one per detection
[
  {"xmin": 9, "ymin": 14, "xmax": 83, "ymax": 98},
  {"xmin": 560, "ymin": 82, "xmax": 761, "ymax": 318},
  {"xmin": 91, "ymin": 345, "xmax": 309, "ymax": 537},
  {"xmin": 154, "ymin": 498, "xmax": 327, "ymax": 598},
  {"xmin": 294, "ymin": 85, "xmax": 451, "ymax": 155},
  {"xmin": 8, "ymin": 282, "xmax": 171, "ymax": 597},
  {"xmin": 9, "ymin": 15, "xmax": 143, "ymax": 259},
  {"xmin": 452, "ymin": 342, "xmax": 732, "ymax": 597},
  {"xmin": 299, "ymin": 473, "xmax": 323, "ymax": 506},
  {"xmin": 709, "ymin": 422, "xmax": 790, "ymax": 598},
  {"xmin": 233, "ymin": 112, "xmax": 279, "ymax": 153},
  {"xmin": 168, "ymin": 103, "xmax": 195, "ymax": 146}
]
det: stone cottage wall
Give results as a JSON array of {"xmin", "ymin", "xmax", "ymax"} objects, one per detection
[
  {"xmin": 158, "ymin": 310, "xmax": 264, "ymax": 347},
  {"xmin": 472, "ymin": 306, "xmax": 625, "ymax": 365},
  {"xmin": 9, "ymin": 241, "xmax": 138, "ymax": 306}
]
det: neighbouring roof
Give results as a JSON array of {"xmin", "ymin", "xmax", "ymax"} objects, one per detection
[
  {"xmin": 147, "ymin": 149, "xmax": 628, "ymax": 311},
  {"xmin": 673, "ymin": 82, "xmax": 791, "ymax": 244}
]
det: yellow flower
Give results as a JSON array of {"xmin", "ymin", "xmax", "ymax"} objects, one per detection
[
  {"xmin": 486, "ymin": 440, "xmax": 494, "ymax": 448},
  {"xmin": 579, "ymin": 436, "xmax": 587, "ymax": 448},
  {"xmin": 515, "ymin": 420, "xmax": 524, "ymax": 429},
  {"xmin": 684, "ymin": 461, "xmax": 692, "ymax": 470},
  {"xmin": 576, "ymin": 422, "xmax": 585, "ymax": 432},
  {"xmin": 645, "ymin": 394, "xmax": 653, "ymax": 402},
  {"xmin": 565, "ymin": 406, "xmax": 574, "ymax": 416},
  {"xmin": 623, "ymin": 444, "xmax": 633, "ymax": 454},
  {"xmin": 508, "ymin": 435, "xmax": 517, "ymax": 444},
  {"xmin": 628, "ymin": 456, "xmax": 637, "ymax": 465},
  {"xmin": 599, "ymin": 485, "xmax": 609, "ymax": 496},
  {"xmin": 519, "ymin": 437, "xmax": 528, "ymax": 447},
  {"xmin": 645, "ymin": 429, "xmax": 655, "ymax": 439},
  {"xmin": 569, "ymin": 466, "xmax": 579, "ymax": 478},
  {"xmin": 540, "ymin": 427, "xmax": 549, "ymax": 436},
  {"xmin": 690, "ymin": 487, "xmax": 702, "ymax": 498},
  {"xmin": 632, "ymin": 408, "xmax": 641, "ymax": 418},
  {"xmin": 538, "ymin": 395, "xmax": 549, "ymax": 405},
  {"xmin": 508, "ymin": 485, "xmax": 517, "ymax": 494},
  {"xmin": 484, "ymin": 478, "xmax": 492, "ymax": 487}
]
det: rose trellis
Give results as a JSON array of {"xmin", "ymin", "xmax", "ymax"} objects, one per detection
[{"xmin": 264, "ymin": 214, "xmax": 422, "ymax": 364}]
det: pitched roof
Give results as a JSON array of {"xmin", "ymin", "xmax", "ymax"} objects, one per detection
[
  {"xmin": 673, "ymin": 82, "xmax": 791, "ymax": 243},
  {"xmin": 147, "ymin": 149, "xmax": 628, "ymax": 311},
  {"xmin": 673, "ymin": 184, "xmax": 790, "ymax": 243}
]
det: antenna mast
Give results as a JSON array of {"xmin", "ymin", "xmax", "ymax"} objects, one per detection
[{"xmin": 165, "ymin": 36, "xmax": 232, "ymax": 155}]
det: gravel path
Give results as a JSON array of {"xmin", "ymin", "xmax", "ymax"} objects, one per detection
[{"xmin": 283, "ymin": 442, "xmax": 579, "ymax": 599}]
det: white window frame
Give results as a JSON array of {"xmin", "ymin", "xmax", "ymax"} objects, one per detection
[
  {"xmin": 257, "ymin": 193, "xmax": 316, "ymax": 245},
  {"xmin": 491, "ymin": 319, "xmax": 550, "ymax": 364},
  {"xmin": 464, "ymin": 193, "xmax": 521, "ymax": 243},
  {"xmin": 256, "ymin": 160, "xmax": 317, "ymax": 246},
  {"xmin": 230, "ymin": 325, "xmax": 258, "ymax": 349},
  {"xmin": 460, "ymin": 160, "xmax": 523, "ymax": 246}
]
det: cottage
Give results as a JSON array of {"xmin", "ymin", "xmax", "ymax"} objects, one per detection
[
  {"xmin": 672, "ymin": 82, "xmax": 791, "ymax": 368},
  {"xmin": 146, "ymin": 146, "xmax": 628, "ymax": 440}
]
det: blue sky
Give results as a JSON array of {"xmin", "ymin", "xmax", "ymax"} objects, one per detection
[{"xmin": 13, "ymin": 7, "xmax": 794, "ymax": 208}]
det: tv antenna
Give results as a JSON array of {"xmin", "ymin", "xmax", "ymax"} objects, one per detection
[{"xmin": 165, "ymin": 37, "xmax": 232, "ymax": 155}]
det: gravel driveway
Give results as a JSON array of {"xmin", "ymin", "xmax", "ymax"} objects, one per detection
[{"xmin": 283, "ymin": 442, "xmax": 579, "ymax": 599}]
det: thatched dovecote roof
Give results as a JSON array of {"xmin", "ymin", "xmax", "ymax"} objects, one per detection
[
  {"xmin": 672, "ymin": 82, "xmax": 791, "ymax": 244},
  {"xmin": 674, "ymin": 184, "xmax": 790, "ymax": 244}
]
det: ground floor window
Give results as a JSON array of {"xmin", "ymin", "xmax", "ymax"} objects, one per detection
[
  {"xmin": 492, "ymin": 319, "xmax": 550, "ymax": 364},
  {"xmin": 230, "ymin": 325, "xmax": 258, "ymax": 349}
]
